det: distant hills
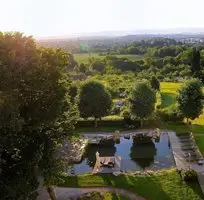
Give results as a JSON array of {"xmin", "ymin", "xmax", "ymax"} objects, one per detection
[{"xmin": 38, "ymin": 28, "xmax": 204, "ymax": 40}]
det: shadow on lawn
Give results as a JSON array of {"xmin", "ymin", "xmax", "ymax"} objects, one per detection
[
  {"xmin": 160, "ymin": 92, "xmax": 176, "ymax": 109},
  {"xmin": 127, "ymin": 175, "xmax": 171, "ymax": 200},
  {"xmin": 99, "ymin": 174, "xmax": 171, "ymax": 200},
  {"xmin": 99, "ymin": 173, "xmax": 204, "ymax": 200},
  {"xmin": 59, "ymin": 173, "xmax": 204, "ymax": 200},
  {"xmin": 60, "ymin": 174, "xmax": 79, "ymax": 187},
  {"xmin": 187, "ymin": 182, "xmax": 204, "ymax": 200}
]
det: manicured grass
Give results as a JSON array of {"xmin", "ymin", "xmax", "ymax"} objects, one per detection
[
  {"xmin": 160, "ymin": 82, "xmax": 180, "ymax": 108},
  {"xmin": 160, "ymin": 82, "xmax": 182, "ymax": 95},
  {"xmin": 59, "ymin": 169, "xmax": 204, "ymax": 200},
  {"xmin": 194, "ymin": 136, "xmax": 204, "ymax": 155},
  {"xmin": 160, "ymin": 92, "xmax": 176, "ymax": 108},
  {"xmin": 73, "ymin": 53, "xmax": 142, "ymax": 64}
]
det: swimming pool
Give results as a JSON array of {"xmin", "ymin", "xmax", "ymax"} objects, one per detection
[{"xmin": 68, "ymin": 132, "xmax": 175, "ymax": 174}]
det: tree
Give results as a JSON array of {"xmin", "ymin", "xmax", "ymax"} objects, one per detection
[
  {"xmin": 191, "ymin": 48, "xmax": 201, "ymax": 75},
  {"xmin": 69, "ymin": 83, "xmax": 78, "ymax": 103},
  {"xmin": 90, "ymin": 60, "xmax": 105, "ymax": 73},
  {"xmin": 129, "ymin": 81, "xmax": 156, "ymax": 126},
  {"xmin": 0, "ymin": 32, "xmax": 78, "ymax": 200},
  {"xmin": 78, "ymin": 63, "xmax": 87, "ymax": 73},
  {"xmin": 78, "ymin": 81, "xmax": 112, "ymax": 127},
  {"xmin": 177, "ymin": 79, "xmax": 203, "ymax": 122},
  {"xmin": 150, "ymin": 76, "xmax": 160, "ymax": 91}
]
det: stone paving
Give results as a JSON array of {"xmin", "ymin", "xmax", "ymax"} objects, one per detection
[{"xmin": 168, "ymin": 131, "xmax": 204, "ymax": 194}]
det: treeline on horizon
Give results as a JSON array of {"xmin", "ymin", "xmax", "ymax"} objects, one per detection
[{"xmin": 55, "ymin": 38, "xmax": 204, "ymax": 83}]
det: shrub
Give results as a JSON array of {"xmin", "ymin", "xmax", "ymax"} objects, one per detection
[
  {"xmin": 76, "ymin": 119, "xmax": 123, "ymax": 127},
  {"xmin": 156, "ymin": 105, "xmax": 184, "ymax": 122},
  {"xmin": 77, "ymin": 192, "xmax": 104, "ymax": 200},
  {"xmin": 182, "ymin": 170, "xmax": 198, "ymax": 182},
  {"xmin": 156, "ymin": 105, "xmax": 161, "ymax": 109},
  {"xmin": 76, "ymin": 119, "xmax": 140, "ymax": 128}
]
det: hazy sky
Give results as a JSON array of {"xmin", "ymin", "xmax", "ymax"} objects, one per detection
[{"xmin": 1, "ymin": 0, "xmax": 204, "ymax": 37}]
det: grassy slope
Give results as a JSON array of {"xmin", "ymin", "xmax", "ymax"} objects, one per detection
[
  {"xmin": 73, "ymin": 53, "xmax": 142, "ymax": 64},
  {"xmin": 59, "ymin": 169, "xmax": 204, "ymax": 200}
]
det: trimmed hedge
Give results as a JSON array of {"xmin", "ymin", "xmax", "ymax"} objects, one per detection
[{"xmin": 76, "ymin": 119, "xmax": 140, "ymax": 128}]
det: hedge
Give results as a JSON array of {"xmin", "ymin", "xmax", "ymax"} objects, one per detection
[{"xmin": 76, "ymin": 119, "xmax": 140, "ymax": 128}]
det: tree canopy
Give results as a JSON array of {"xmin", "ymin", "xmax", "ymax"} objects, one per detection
[
  {"xmin": 177, "ymin": 79, "xmax": 203, "ymax": 121},
  {"xmin": 150, "ymin": 76, "xmax": 160, "ymax": 91},
  {"xmin": 0, "ymin": 32, "xmax": 77, "ymax": 200},
  {"xmin": 191, "ymin": 48, "xmax": 201, "ymax": 75},
  {"xmin": 78, "ymin": 81, "xmax": 112, "ymax": 121},
  {"xmin": 129, "ymin": 81, "xmax": 156, "ymax": 126}
]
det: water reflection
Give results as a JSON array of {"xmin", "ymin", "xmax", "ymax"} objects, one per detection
[
  {"xmin": 130, "ymin": 136, "xmax": 156, "ymax": 169},
  {"xmin": 68, "ymin": 133, "xmax": 175, "ymax": 174},
  {"xmin": 84, "ymin": 142, "xmax": 116, "ymax": 167}
]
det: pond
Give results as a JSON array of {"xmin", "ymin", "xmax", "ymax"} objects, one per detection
[{"xmin": 68, "ymin": 133, "xmax": 175, "ymax": 174}]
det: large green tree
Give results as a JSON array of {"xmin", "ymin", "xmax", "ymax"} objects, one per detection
[
  {"xmin": 177, "ymin": 79, "xmax": 203, "ymax": 122},
  {"xmin": 129, "ymin": 81, "xmax": 156, "ymax": 126},
  {"xmin": 191, "ymin": 48, "xmax": 201, "ymax": 76},
  {"xmin": 78, "ymin": 81, "xmax": 112, "ymax": 127},
  {"xmin": 0, "ymin": 32, "xmax": 77, "ymax": 200},
  {"xmin": 150, "ymin": 76, "xmax": 160, "ymax": 91}
]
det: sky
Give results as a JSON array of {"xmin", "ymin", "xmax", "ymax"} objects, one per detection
[{"xmin": 0, "ymin": 0, "xmax": 204, "ymax": 38}]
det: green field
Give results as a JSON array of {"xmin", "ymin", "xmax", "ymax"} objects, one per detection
[
  {"xmin": 73, "ymin": 53, "xmax": 142, "ymax": 64},
  {"xmin": 59, "ymin": 169, "xmax": 204, "ymax": 200}
]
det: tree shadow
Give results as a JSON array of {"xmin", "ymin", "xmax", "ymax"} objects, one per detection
[
  {"xmin": 59, "ymin": 173, "xmax": 79, "ymax": 187},
  {"xmin": 97, "ymin": 173, "xmax": 171, "ymax": 199},
  {"xmin": 186, "ymin": 182, "xmax": 204, "ymax": 200},
  {"xmin": 127, "ymin": 175, "xmax": 172, "ymax": 200},
  {"xmin": 160, "ymin": 92, "xmax": 176, "ymax": 108}
]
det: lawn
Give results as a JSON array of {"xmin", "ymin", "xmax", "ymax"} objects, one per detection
[
  {"xmin": 59, "ymin": 169, "xmax": 204, "ymax": 200},
  {"xmin": 73, "ymin": 53, "xmax": 142, "ymax": 64}
]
